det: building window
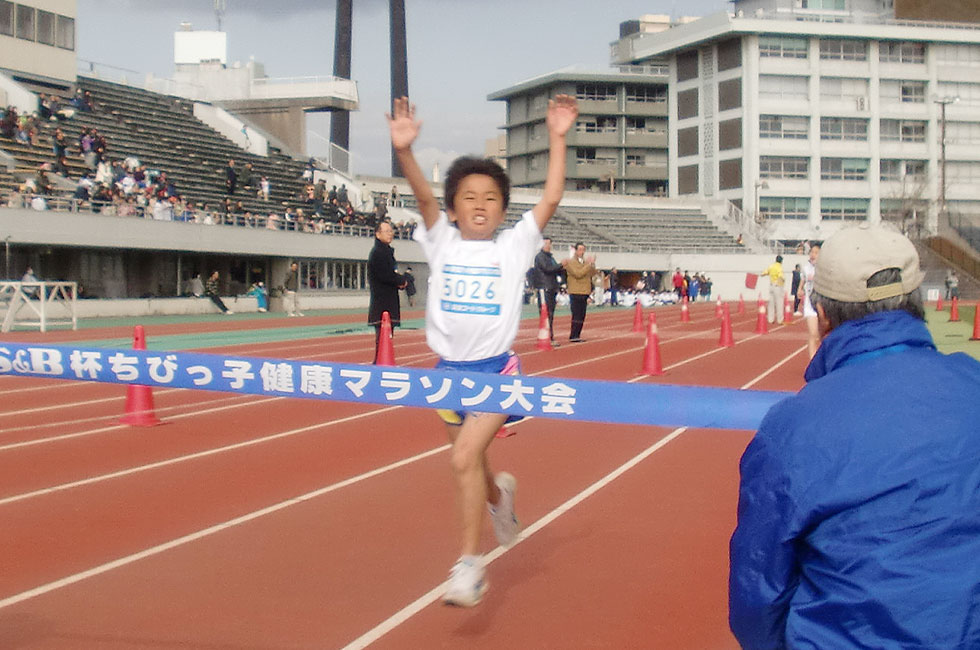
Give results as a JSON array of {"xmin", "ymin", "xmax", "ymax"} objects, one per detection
[
  {"xmin": 760, "ymin": 156, "xmax": 809, "ymax": 180},
  {"xmin": 575, "ymin": 117, "xmax": 616, "ymax": 133},
  {"xmin": 575, "ymin": 84, "xmax": 617, "ymax": 101},
  {"xmin": 678, "ymin": 164, "xmax": 699, "ymax": 195},
  {"xmin": 56, "ymin": 14, "xmax": 74, "ymax": 50},
  {"xmin": 35, "ymin": 9, "xmax": 55, "ymax": 45},
  {"xmin": 803, "ymin": 0, "xmax": 846, "ymax": 9},
  {"xmin": 759, "ymin": 36, "xmax": 808, "ymax": 59},
  {"xmin": 880, "ymin": 119, "xmax": 926, "ymax": 142},
  {"xmin": 821, "ymin": 158, "xmax": 869, "ymax": 181},
  {"xmin": 937, "ymin": 81, "xmax": 980, "ymax": 107},
  {"xmin": 718, "ymin": 78, "xmax": 742, "ymax": 111},
  {"xmin": 901, "ymin": 81, "xmax": 926, "ymax": 103},
  {"xmin": 947, "ymin": 121, "xmax": 980, "ymax": 145},
  {"xmin": 576, "ymin": 148, "xmax": 597, "ymax": 163},
  {"xmin": 0, "ymin": 1, "xmax": 13, "ymax": 36},
  {"xmin": 821, "ymin": 198, "xmax": 869, "ymax": 221},
  {"xmin": 717, "ymin": 38, "xmax": 742, "ymax": 71},
  {"xmin": 719, "ymin": 158, "xmax": 743, "ymax": 190},
  {"xmin": 820, "ymin": 117, "xmax": 868, "ymax": 140},
  {"xmin": 935, "ymin": 44, "xmax": 980, "ymax": 66},
  {"xmin": 626, "ymin": 85, "xmax": 666, "ymax": 103},
  {"xmin": 677, "ymin": 88, "xmax": 698, "ymax": 119},
  {"xmin": 719, "ymin": 118, "xmax": 742, "ymax": 150},
  {"xmin": 625, "ymin": 117, "xmax": 663, "ymax": 134},
  {"xmin": 819, "ymin": 77, "xmax": 868, "ymax": 102},
  {"xmin": 677, "ymin": 50, "xmax": 699, "ymax": 82},
  {"xmin": 759, "ymin": 75, "xmax": 809, "ymax": 102},
  {"xmin": 760, "ymin": 114, "xmax": 808, "ymax": 139},
  {"xmin": 15, "ymin": 2, "xmax": 34, "ymax": 40},
  {"xmin": 819, "ymin": 39, "xmax": 867, "ymax": 61},
  {"xmin": 946, "ymin": 161, "xmax": 980, "ymax": 183},
  {"xmin": 677, "ymin": 126, "xmax": 698, "ymax": 157},
  {"xmin": 759, "ymin": 197, "xmax": 810, "ymax": 220},
  {"xmin": 880, "ymin": 159, "xmax": 927, "ymax": 182},
  {"xmin": 880, "ymin": 41, "xmax": 925, "ymax": 64}
]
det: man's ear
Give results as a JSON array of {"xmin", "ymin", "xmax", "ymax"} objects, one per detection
[{"xmin": 816, "ymin": 303, "xmax": 832, "ymax": 338}]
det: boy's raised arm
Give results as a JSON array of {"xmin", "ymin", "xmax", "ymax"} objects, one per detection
[
  {"xmin": 387, "ymin": 97, "xmax": 440, "ymax": 230},
  {"xmin": 532, "ymin": 95, "xmax": 579, "ymax": 232}
]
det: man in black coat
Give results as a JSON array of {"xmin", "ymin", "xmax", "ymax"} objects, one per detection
[
  {"xmin": 367, "ymin": 220, "xmax": 406, "ymax": 363},
  {"xmin": 532, "ymin": 236, "xmax": 563, "ymax": 343}
]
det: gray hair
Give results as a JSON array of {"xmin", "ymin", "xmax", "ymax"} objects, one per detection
[{"xmin": 812, "ymin": 268, "xmax": 924, "ymax": 331}]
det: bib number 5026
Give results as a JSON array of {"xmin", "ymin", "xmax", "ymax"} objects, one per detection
[{"xmin": 443, "ymin": 278, "xmax": 496, "ymax": 301}]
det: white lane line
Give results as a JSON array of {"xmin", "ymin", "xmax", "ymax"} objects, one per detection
[
  {"xmin": 0, "ymin": 397, "xmax": 282, "ymax": 454},
  {"xmin": 0, "ymin": 402, "xmax": 389, "ymax": 505},
  {"xmin": 340, "ymin": 353, "xmax": 797, "ymax": 649},
  {"xmin": 741, "ymin": 345, "xmax": 806, "ymax": 389},
  {"xmin": 341, "ymin": 425, "xmax": 689, "ymax": 650},
  {"xmin": 0, "ymin": 438, "xmax": 448, "ymax": 611}
]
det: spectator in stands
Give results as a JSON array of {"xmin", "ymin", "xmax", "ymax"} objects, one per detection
[
  {"xmin": 313, "ymin": 179, "xmax": 326, "ymax": 214},
  {"xmin": 21, "ymin": 266, "xmax": 39, "ymax": 297},
  {"xmin": 730, "ymin": 225, "xmax": 980, "ymax": 649},
  {"xmin": 205, "ymin": 271, "xmax": 233, "ymax": 314},
  {"xmin": 563, "ymin": 243, "xmax": 596, "ymax": 342},
  {"xmin": 187, "ymin": 273, "xmax": 204, "ymax": 297},
  {"xmin": 390, "ymin": 185, "xmax": 400, "ymax": 207},
  {"xmin": 338, "ymin": 184, "xmax": 348, "ymax": 205},
  {"xmin": 259, "ymin": 176, "xmax": 270, "ymax": 201},
  {"xmin": 266, "ymin": 212, "xmax": 280, "ymax": 230},
  {"xmin": 242, "ymin": 162, "xmax": 257, "ymax": 192},
  {"xmin": 224, "ymin": 159, "xmax": 237, "ymax": 195}
]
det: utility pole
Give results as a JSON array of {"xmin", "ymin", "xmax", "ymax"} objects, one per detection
[{"xmin": 934, "ymin": 96, "xmax": 959, "ymax": 229}]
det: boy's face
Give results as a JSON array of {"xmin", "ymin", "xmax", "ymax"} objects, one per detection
[{"xmin": 448, "ymin": 174, "xmax": 505, "ymax": 240}]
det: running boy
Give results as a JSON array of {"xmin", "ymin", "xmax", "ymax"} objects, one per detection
[{"xmin": 387, "ymin": 94, "xmax": 578, "ymax": 606}]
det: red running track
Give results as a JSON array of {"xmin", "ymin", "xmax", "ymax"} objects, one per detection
[{"xmin": 0, "ymin": 302, "xmax": 808, "ymax": 648}]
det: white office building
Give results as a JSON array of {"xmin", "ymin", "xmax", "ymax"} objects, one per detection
[{"xmin": 611, "ymin": 0, "xmax": 980, "ymax": 243}]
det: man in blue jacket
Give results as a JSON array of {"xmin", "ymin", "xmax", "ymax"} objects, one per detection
[{"xmin": 730, "ymin": 224, "xmax": 980, "ymax": 648}]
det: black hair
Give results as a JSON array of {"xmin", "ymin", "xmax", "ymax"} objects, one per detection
[
  {"xmin": 444, "ymin": 157, "xmax": 510, "ymax": 212},
  {"xmin": 776, "ymin": 255, "xmax": 783, "ymax": 263},
  {"xmin": 812, "ymin": 268, "xmax": 924, "ymax": 331},
  {"xmin": 574, "ymin": 242, "xmax": 585, "ymax": 250}
]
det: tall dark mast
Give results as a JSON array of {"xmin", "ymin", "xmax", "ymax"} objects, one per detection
[
  {"xmin": 389, "ymin": 0, "xmax": 409, "ymax": 177},
  {"xmin": 330, "ymin": 0, "xmax": 353, "ymax": 153}
]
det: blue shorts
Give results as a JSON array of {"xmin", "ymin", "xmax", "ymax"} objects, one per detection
[{"xmin": 435, "ymin": 352, "xmax": 524, "ymax": 426}]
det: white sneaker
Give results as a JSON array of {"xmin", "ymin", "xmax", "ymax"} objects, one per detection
[
  {"xmin": 224, "ymin": 310, "xmax": 234, "ymax": 315},
  {"xmin": 297, "ymin": 312, "xmax": 305, "ymax": 317},
  {"xmin": 443, "ymin": 557, "xmax": 488, "ymax": 607},
  {"xmin": 488, "ymin": 472, "xmax": 521, "ymax": 548}
]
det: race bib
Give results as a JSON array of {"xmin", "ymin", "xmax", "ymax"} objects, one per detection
[{"xmin": 440, "ymin": 264, "xmax": 501, "ymax": 316}]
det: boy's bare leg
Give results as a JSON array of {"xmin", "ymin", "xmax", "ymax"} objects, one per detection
[{"xmin": 446, "ymin": 412, "xmax": 508, "ymax": 555}]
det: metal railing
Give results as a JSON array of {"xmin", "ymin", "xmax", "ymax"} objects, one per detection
[
  {"xmin": 1, "ymin": 194, "xmax": 417, "ymax": 240},
  {"xmin": 0, "ymin": 281, "xmax": 77, "ymax": 332}
]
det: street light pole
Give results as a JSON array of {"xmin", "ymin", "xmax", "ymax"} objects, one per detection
[{"xmin": 934, "ymin": 96, "xmax": 959, "ymax": 229}]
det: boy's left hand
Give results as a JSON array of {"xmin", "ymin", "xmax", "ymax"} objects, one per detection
[{"xmin": 546, "ymin": 94, "xmax": 579, "ymax": 137}]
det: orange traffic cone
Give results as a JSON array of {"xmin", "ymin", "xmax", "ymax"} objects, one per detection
[
  {"xmin": 642, "ymin": 313, "xmax": 664, "ymax": 376},
  {"xmin": 536, "ymin": 302, "xmax": 553, "ymax": 351},
  {"xmin": 783, "ymin": 294, "xmax": 794, "ymax": 324},
  {"xmin": 737, "ymin": 294, "xmax": 745, "ymax": 315},
  {"xmin": 949, "ymin": 297, "xmax": 960, "ymax": 322},
  {"xmin": 755, "ymin": 298, "xmax": 769, "ymax": 335},
  {"xmin": 119, "ymin": 325, "xmax": 162, "ymax": 427},
  {"xmin": 715, "ymin": 295, "xmax": 723, "ymax": 319},
  {"xmin": 680, "ymin": 295, "xmax": 691, "ymax": 323},
  {"xmin": 970, "ymin": 304, "xmax": 980, "ymax": 341},
  {"xmin": 376, "ymin": 311, "xmax": 396, "ymax": 365},
  {"xmin": 632, "ymin": 300, "xmax": 644, "ymax": 332},
  {"xmin": 719, "ymin": 303, "xmax": 735, "ymax": 347},
  {"xmin": 936, "ymin": 295, "xmax": 944, "ymax": 311}
]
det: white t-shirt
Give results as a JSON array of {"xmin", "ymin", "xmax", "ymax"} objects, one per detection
[{"xmin": 414, "ymin": 210, "xmax": 542, "ymax": 361}]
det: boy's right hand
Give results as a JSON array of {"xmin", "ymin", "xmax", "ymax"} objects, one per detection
[{"xmin": 387, "ymin": 97, "xmax": 421, "ymax": 151}]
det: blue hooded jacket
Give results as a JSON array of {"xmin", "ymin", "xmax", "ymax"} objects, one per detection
[{"xmin": 730, "ymin": 310, "xmax": 980, "ymax": 649}]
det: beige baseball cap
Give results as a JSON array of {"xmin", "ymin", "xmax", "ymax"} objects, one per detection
[{"xmin": 813, "ymin": 224, "xmax": 924, "ymax": 302}]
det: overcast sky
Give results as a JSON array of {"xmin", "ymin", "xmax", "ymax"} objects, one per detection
[{"xmin": 76, "ymin": 0, "xmax": 729, "ymax": 177}]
